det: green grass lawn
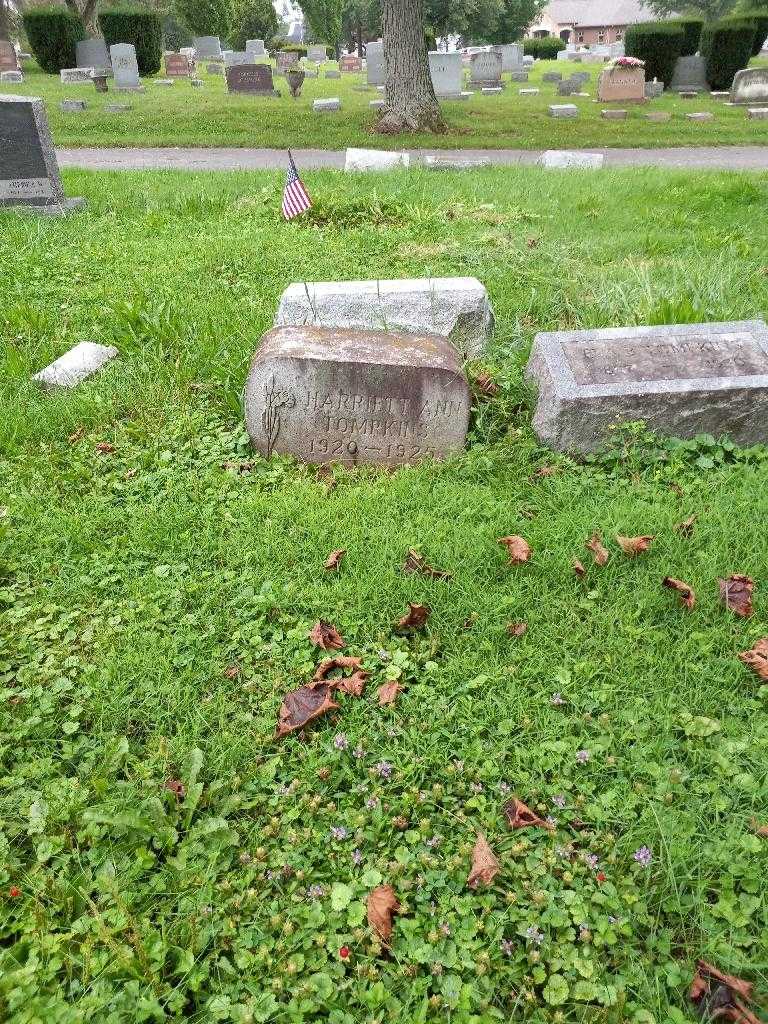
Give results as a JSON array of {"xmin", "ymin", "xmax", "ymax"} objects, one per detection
[
  {"xmin": 9, "ymin": 55, "xmax": 768, "ymax": 149},
  {"xmin": 2, "ymin": 166, "xmax": 768, "ymax": 1022}
]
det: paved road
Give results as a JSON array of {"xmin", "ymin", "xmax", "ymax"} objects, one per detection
[{"xmin": 57, "ymin": 145, "xmax": 768, "ymax": 172}]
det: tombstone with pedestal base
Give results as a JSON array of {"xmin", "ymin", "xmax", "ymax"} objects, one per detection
[{"xmin": 1, "ymin": 94, "xmax": 86, "ymax": 216}]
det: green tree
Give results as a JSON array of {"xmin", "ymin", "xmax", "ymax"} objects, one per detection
[
  {"xmin": 646, "ymin": 0, "xmax": 737, "ymax": 21},
  {"xmin": 341, "ymin": 0, "xmax": 381, "ymax": 55},
  {"xmin": 230, "ymin": 0, "xmax": 278, "ymax": 47},
  {"xmin": 174, "ymin": 0, "xmax": 233, "ymax": 37},
  {"xmin": 424, "ymin": 0, "xmax": 501, "ymax": 44},
  {"xmin": 486, "ymin": 0, "xmax": 545, "ymax": 41},
  {"xmin": 300, "ymin": 0, "xmax": 344, "ymax": 52}
]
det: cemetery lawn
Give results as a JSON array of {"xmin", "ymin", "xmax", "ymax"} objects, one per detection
[
  {"xmin": 11, "ymin": 56, "xmax": 768, "ymax": 150},
  {"xmin": 3, "ymin": 164, "xmax": 768, "ymax": 1023}
]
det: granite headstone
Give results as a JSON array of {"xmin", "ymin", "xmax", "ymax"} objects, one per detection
[
  {"xmin": 225, "ymin": 63, "xmax": 279, "ymax": 95},
  {"xmin": 730, "ymin": 68, "xmax": 768, "ymax": 105},
  {"xmin": 246, "ymin": 39, "xmax": 266, "ymax": 56},
  {"xmin": 110, "ymin": 43, "xmax": 140, "ymax": 89},
  {"xmin": 428, "ymin": 51, "xmax": 463, "ymax": 98},
  {"xmin": 76, "ymin": 38, "xmax": 110, "ymax": 69},
  {"xmin": 469, "ymin": 50, "xmax": 503, "ymax": 87},
  {"xmin": 340, "ymin": 54, "xmax": 362, "ymax": 73},
  {"xmin": 194, "ymin": 36, "xmax": 223, "ymax": 59},
  {"xmin": 669, "ymin": 55, "xmax": 708, "ymax": 92},
  {"xmin": 366, "ymin": 40, "xmax": 384, "ymax": 86},
  {"xmin": 0, "ymin": 41, "xmax": 18, "ymax": 73},
  {"xmin": 165, "ymin": 52, "xmax": 192, "ymax": 77}
]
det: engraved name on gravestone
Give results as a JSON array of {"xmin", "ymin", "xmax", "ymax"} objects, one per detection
[
  {"xmin": 165, "ymin": 53, "xmax": 191, "ymax": 76},
  {"xmin": 225, "ymin": 63, "xmax": 279, "ymax": 95},
  {"xmin": 110, "ymin": 43, "xmax": 140, "ymax": 88},
  {"xmin": 340, "ymin": 54, "xmax": 362, "ymax": 72},
  {"xmin": 276, "ymin": 51, "xmax": 296, "ymax": 72},
  {"xmin": 730, "ymin": 68, "xmax": 768, "ymax": 104},
  {"xmin": 245, "ymin": 326, "xmax": 471, "ymax": 467},
  {"xmin": 669, "ymin": 54, "xmax": 708, "ymax": 92},
  {"xmin": 307, "ymin": 44, "xmax": 326, "ymax": 62},
  {"xmin": 0, "ymin": 41, "xmax": 18, "ymax": 72},
  {"xmin": 76, "ymin": 38, "xmax": 110, "ymax": 69},
  {"xmin": 366, "ymin": 40, "xmax": 384, "ymax": 85},
  {"xmin": 428, "ymin": 51, "xmax": 463, "ymax": 97},
  {"xmin": 0, "ymin": 94, "xmax": 85, "ymax": 213},
  {"xmin": 526, "ymin": 320, "xmax": 768, "ymax": 452},
  {"xmin": 597, "ymin": 65, "xmax": 645, "ymax": 102},
  {"xmin": 470, "ymin": 50, "xmax": 503, "ymax": 86}
]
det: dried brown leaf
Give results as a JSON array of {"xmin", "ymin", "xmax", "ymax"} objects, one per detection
[
  {"xmin": 396, "ymin": 603, "xmax": 430, "ymax": 631},
  {"xmin": 95, "ymin": 441, "xmax": 115, "ymax": 454},
  {"xmin": 750, "ymin": 816, "xmax": 768, "ymax": 838},
  {"xmin": 720, "ymin": 575, "xmax": 754, "ymax": 618},
  {"xmin": 675, "ymin": 514, "xmax": 697, "ymax": 538},
  {"xmin": 573, "ymin": 559, "xmax": 586, "ymax": 578},
  {"xmin": 533, "ymin": 465, "xmax": 557, "ymax": 479},
  {"xmin": 474, "ymin": 372, "xmax": 499, "ymax": 397},
  {"xmin": 224, "ymin": 665, "xmax": 240, "ymax": 679},
  {"xmin": 324, "ymin": 549, "xmax": 346, "ymax": 571},
  {"xmin": 402, "ymin": 549, "xmax": 452, "ymax": 580},
  {"xmin": 586, "ymin": 532, "xmax": 609, "ymax": 566},
  {"xmin": 503, "ymin": 797, "xmax": 554, "ymax": 831},
  {"xmin": 506, "ymin": 622, "xmax": 527, "ymax": 637},
  {"xmin": 377, "ymin": 680, "xmax": 404, "ymax": 706},
  {"xmin": 462, "ymin": 612, "xmax": 479, "ymax": 629},
  {"xmin": 497, "ymin": 536, "xmax": 532, "ymax": 565},
  {"xmin": 467, "ymin": 833, "xmax": 500, "ymax": 889},
  {"xmin": 367, "ymin": 884, "xmax": 400, "ymax": 945},
  {"xmin": 311, "ymin": 656, "xmax": 368, "ymax": 697},
  {"xmin": 275, "ymin": 683, "xmax": 339, "ymax": 738},
  {"xmin": 663, "ymin": 576, "xmax": 696, "ymax": 610},
  {"xmin": 616, "ymin": 534, "xmax": 654, "ymax": 557},
  {"xmin": 68, "ymin": 426, "xmax": 85, "ymax": 444},
  {"xmin": 689, "ymin": 960, "xmax": 760, "ymax": 1024},
  {"xmin": 164, "ymin": 779, "xmax": 185, "ymax": 799},
  {"xmin": 309, "ymin": 620, "xmax": 345, "ymax": 651},
  {"xmin": 738, "ymin": 639, "xmax": 768, "ymax": 679}
]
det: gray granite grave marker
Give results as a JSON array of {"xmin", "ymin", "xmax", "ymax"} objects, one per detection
[
  {"xmin": 469, "ymin": 50, "xmax": 503, "ymax": 87},
  {"xmin": 669, "ymin": 55, "xmax": 708, "ymax": 92},
  {"xmin": 225, "ymin": 63, "xmax": 279, "ymax": 95},
  {"xmin": 244, "ymin": 326, "xmax": 471, "ymax": 466},
  {"xmin": 77, "ymin": 38, "xmax": 110, "ymax": 69},
  {"xmin": 730, "ymin": 68, "xmax": 768, "ymax": 105},
  {"xmin": 194, "ymin": 36, "xmax": 222, "ymax": 59},
  {"xmin": 428, "ymin": 51, "xmax": 463, "ymax": 98},
  {"xmin": 366, "ymin": 40, "xmax": 384, "ymax": 85},
  {"xmin": 109, "ymin": 43, "xmax": 140, "ymax": 89},
  {"xmin": 527, "ymin": 320, "xmax": 768, "ymax": 452},
  {"xmin": 307, "ymin": 44, "xmax": 326, "ymax": 62},
  {"xmin": 246, "ymin": 39, "xmax": 265, "ymax": 56}
]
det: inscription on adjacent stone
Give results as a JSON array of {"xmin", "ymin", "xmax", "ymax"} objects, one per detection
[
  {"xmin": 165, "ymin": 53, "xmax": 192, "ymax": 77},
  {"xmin": 245, "ymin": 326, "xmax": 470, "ymax": 466},
  {"xmin": 730, "ymin": 68, "xmax": 768, "ymax": 105},
  {"xmin": 225, "ymin": 63, "xmax": 279, "ymax": 95},
  {"xmin": 526, "ymin": 320, "xmax": 768, "ymax": 452},
  {"xmin": 0, "ymin": 95, "xmax": 63, "ymax": 207},
  {"xmin": 470, "ymin": 50, "xmax": 502, "ymax": 86},
  {"xmin": 340, "ymin": 54, "xmax": 362, "ymax": 72}
]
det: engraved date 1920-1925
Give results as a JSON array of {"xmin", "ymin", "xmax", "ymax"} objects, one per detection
[{"xmin": 307, "ymin": 438, "xmax": 438, "ymax": 459}]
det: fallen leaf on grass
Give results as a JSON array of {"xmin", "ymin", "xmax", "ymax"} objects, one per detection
[
  {"xmin": 503, "ymin": 797, "xmax": 554, "ymax": 831},
  {"xmin": 532, "ymin": 465, "xmax": 557, "ymax": 479},
  {"xmin": 462, "ymin": 613, "xmax": 479, "ymax": 629},
  {"xmin": 324, "ymin": 549, "xmax": 346, "ymax": 570},
  {"xmin": 309, "ymin": 620, "xmax": 345, "ymax": 650},
  {"xmin": 95, "ymin": 442, "xmax": 115, "ymax": 454},
  {"xmin": 497, "ymin": 536, "xmax": 532, "ymax": 565},
  {"xmin": 675, "ymin": 514, "xmax": 697, "ymax": 537},
  {"xmin": 224, "ymin": 665, "xmax": 240, "ymax": 679},
  {"xmin": 403, "ymin": 549, "xmax": 452, "ymax": 580},
  {"xmin": 367, "ymin": 885, "xmax": 400, "ymax": 945},
  {"xmin": 750, "ymin": 817, "xmax": 768, "ymax": 838},
  {"xmin": 663, "ymin": 577, "xmax": 696, "ymax": 610},
  {"xmin": 396, "ymin": 603, "xmax": 430, "ymax": 631},
  {"xmin": 474, "ymin": 372, "xmax": 499, "ymax": 397},
  {"xmin": 573, "ymin": 559, "xmax": 586, "ymax": 578},
  {"xmin": 737, "ymin": 638, "xmax": 768, "ymax": 680},
  {"xmin": 506, "ymin": 622, "xmax": 527, "ymax": 637},
  {"xmin": 616, "ymin": 535, "xmax": 654, "ymax": 557},
  {"xmin": 276, "ymin": 684, "xmax": 339, "ymax": 738},
  {"xmin": 467, "ymin": 833, "xmax": 500, "ymax": 888},
  {"xmin": 720, "ymin": 575, "xmax": 754, "ymax": 618},
  {"xmin": 312, "ymin": 656, "xmax": 368, "ymax": 696},
  {"xmin": 68, "ymin": 426, "xmax": 85, "ymax": 444},
  {"xmin": 377, "ymin": 680, "xmax": 404, "ymax": 706},
  {"xmin": 586, "ymin": 533, "xmax": 609, "ymax": 566},
  {"xmin": 689, "ymin": 960, "xmax": 761, "ymax": 1024},
  {"xmin": 164, "ymin": 779, "xmax": 185, "ymax": 799}
]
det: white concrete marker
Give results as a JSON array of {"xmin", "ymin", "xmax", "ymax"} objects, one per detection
[{"xmin": 33, "ymin": 342, "xmax": 119, "ymax": 388}]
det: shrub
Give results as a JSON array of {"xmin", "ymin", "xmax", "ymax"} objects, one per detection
[
  {"xmin": 280, "ymin": 43, "xmax": 308, "ymax": 56},
  {"xmin": 100, "ymin": 7, "xmax": 162, "ymax": 74},
  {"xmin": 229, "ymin": 0, "xmax": 278, "ymax": 50},
  {"xmin": 625, "ymin": 21, "xmax": 684, "ymax": 85},
  {"xmin": 523, "ymin": 36, "xmax": 566, "ymax": 58},
  {"xmin": 173, "ymin": 0, "xmax": 233, "ymax": 39},
  {"xmin": 22, "ymin": 6, "xmax": 84, "ymax": 73},
  {"xmin": 727, "ymin": 9, "xmax": 768, "ymax": 55},
  {"xmin": 666, "ymin": 17, "xmax": 704, "ymax": 55},
  {"xmin": 704, "ymin": 18, "xmax": 757, "ymax": 89}
]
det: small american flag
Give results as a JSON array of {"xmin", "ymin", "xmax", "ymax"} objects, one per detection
[{"xmin": 282, "ymin": 150, "xmax": 313, "ymax": 220}]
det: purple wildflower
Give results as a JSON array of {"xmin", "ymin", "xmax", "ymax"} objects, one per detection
[
  {"xmin": 352, "ymin": 848, "xmax": 363, "ymax": 866},
  {"xmin": 365, "ymin": 796, "xmax": 379, "ymax": 810},
  {"xmin": 524, "ymin": 925, "xmax": 544, "ymax": 945},
  {"xmin": 333, "ymin": 732, "xmax": 349, "ymax": 751},
  {"xmin": 376, "ymin": 761, "xmax": 393, "ymax": 779},
  {"xmin": 353, "ymin": 745, "xmax": 366, "ymax": 759},
  {"xmin": 585, "ymin": 854, "xmax": 599, "ymax": 870},
  {"xmin": 551, "ymin": 693, "xmax": 565, "ymax": 706},
  {"xmin": 439, "ymin": 922, "xmax": 451, "ymax": 937},
  {"xmin": 426, "ymin": 835, "xmax": 441, "ymax": 849},
  {"xmin": 330, "ymin": 826, "xmax": 348, "ymax": 841},
  {"xmin": 575, "ymin": 749, "xmax": 590, "ymax": 764},
  {"xmin": 552, "ymin": 795, "xmax": 566, "ymax": 809},
  {"xmin": 501, "ymin": 938, "xmax": 515, "ymax": 956},
  {"xmin": 308, "ymin": 884, "xmax": 325, "ymax": 899},
  {"xmin": 634, "ymin": 845, "xmax": 652, "ymax": 868}
]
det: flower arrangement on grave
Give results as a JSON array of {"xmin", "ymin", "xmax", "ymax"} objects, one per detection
[{"xmin": 606, "ymin": 55, "xmax": 645, "ymax": 70}]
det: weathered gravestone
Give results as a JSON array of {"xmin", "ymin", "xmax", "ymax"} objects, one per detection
[
  {"xmin": 276, "ymin": 277, "xmax": 494, "ymax": 358},
  {"xmin": 0, "ymin": 94, "xmax": 86, "ymax": 215},
  {"xmin": 276, "ymin": 51, "xmax": 296, "ymax": 74},
  {"xmin": 207, "ymin": 63, "xmax": 223, "ymax": 75},
  {"xmin": 61, "ymin": 67, "xmax": 93, "ymax": 84},
  {"xmin": 225, "ymin": 64, "xmax": 280, "ymax": 95},
  {"xmin": 314, "ymin": 97, "xmax": 340, "ymax": 111},
  {"xmin": 366, "ymin": 41, "xmax": 384, "ymax": 85},
  {"xmin": 344, "ymin": 148, "xmax": 410, "ymax": 172},
  {"xmin": 542, "ymin": 71, "xmax": 562, "ymax": 83},
  {"xmin": 549, "ymin": 103, "xmax": 578, "ymax": 118},
  {"xmin": 493, "ymin": 42, "xmax": 523, "ymax": 72},
  {"xmin": 730, "ymin": 68, "xmax": 768, "ymax": 105},
  {"xmin": 645, "ymin": 78, "xmax": 664, "ymax": 99},
  {"xmin": 428, "ymin": 52, "xmax": 464, "ymax": 98},
  {"xmin": 669, "ymin": 55, "xmax": 708, "ymax": 93},
  {"xmin": 165, "ymin": 52, "xmax": 192, "ymax": 77},
  {"xmin": 194, "ymin": 36, "xmax": 223, "ymax": 59},
  {"xmin": 540, "ymin": 150, "xmax": 604, "ymax": 168},
  {"xmin": 470, "ymin": 50, "xmax": 503, "ymax": 88},
  {"xmin": 244, "ymin": 326, "xmax": 471, "ymax": 466},
  {"xmin": 307, "ymin": 45, "xmax": 327, "ymax": 62},
  {"xmin": 224, "ymin": 51, "xmax": 251, "ymax": 67},
  {"xmin": 110, "ymin": 43, "xmax": 140, "ymax": 89},
  {"xmin": 597, "ymin": 64, "xmax": 645, "ymax": 102},
  {"xmin": 76, "ymin": 38, "xmax": 110, "ymax": 69},
  {"xmin": 1, "ymin": 70, "xmax": 23, "ymax": 83},
  {"xmin": 246, "ymin": 39, "xmax": 265, "ymax": 56},
  {"xmin": 526, "ymin": 320, "xmax": 768, "ymax": 452},
  {"xmin": 60, "ymin": 99, "xmax": 87, "ymax": 111},
  {"xmin": 0, "ymin": 41, "xmax": 18, "ymax": 73},
  {"xmin": 340, "ymin": 55, "xmax": 362, "ymax": 73}
]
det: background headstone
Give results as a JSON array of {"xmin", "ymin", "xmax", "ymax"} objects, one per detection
[
  {"xmin": 165, "ymin": 53, "xmax": 192, "ymax": 77},
  {"xmin": 76, "ymin": 38, "xmax": 110, "ymax": 69},
  {"xmin": 314, "ymin": 97, "xmax": 341, "ymax": 111},
  {"xmin": 276, "ymin": 51, "xmax": 296, "ymax": 73},
  {"xmin": 109, "ymin": 43, "xmax": 140, "ymax": 89},
  {"xmin": 669, "ymin": 55, "xmax": 708, "ymax": 92},
  {"xmin": 60, "ymin": 68, "xmax": 92, "ymax": 84},
  {"xmin": 366, "ymin": 40, "xmax": 384, "ymax": 86},
  {"xmin": 469, "ymin": 50, "xmax": 503, "ymax": 87},
  {"xmin": 0, "ymin": 94, "xmax": 85, "ymax": 214},
  {"xmin": 244, "ymin": 326, "xmax": 471, "ymax": 467},
  {"xmin": 527, "ymin": 320, "xmax": 768, "ymax": 452},
  {"xmin": 225, "ymin": 64, "xmax": 279, "ymax": 95},
  {"xmin": 194, "ymin": 36, "xmax": 223, "ymax": 59},
  {"xmin": 493, "ymin": 42, "xmax": 523, "ymax": 72},
  {"xmin": 0, "ymin": 40, "xmax": 18, "ymax": 72},
  {"xmin": 428, "ymin": 51, "xmax": 463, "ymax": 98},
  {"xmin": 730, "ymin": 68, "xmax": 768, "ymax": 105},
  {"xmin": 340, "ymin": 54, "xmax": 362, "ymax": 73},
  {"xmin": 224, "ymin": 51, "xmax": 251, "ymax": 67},
  {"xmin": 0, "ymin": 70, "xmax": 23, "ymax": 83},
  {"xmin": 246, "ymin": 39, "xmax": 265, "ymax": 56},
  {"xmin": 307, "ymin": 44, "xmax": 326, "ymax": 62}
]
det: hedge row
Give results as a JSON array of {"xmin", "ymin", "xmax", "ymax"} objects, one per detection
[
  {"xmin": 23, "ymin": 6, "xmax": 84, "ymax": 73},
  {"xmin": 100, "ymin": 7, "xmax": 162, "ymax": 75},
  {"xmin": 701, "ymin": 18, "xmax": 757, "ymax": 89},
  {"xmin": 666, "ymin": 17, "xmax": 703, "ymax": 56},
  {"xmin": 523, "ymin": 37, "xmax": 566, "ymax": 58},
  {"xmin": 625, "ymin": 22, "xmax": 684, "ymax": 85}
]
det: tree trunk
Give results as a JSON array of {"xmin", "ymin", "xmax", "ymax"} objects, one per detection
[
  {"xmin": 0, "ymin": 0, "xmax": 10, "ymax": 43},
  {"xmin": 356, "ymin": 16, "xmax": 362, "ymax": 58},
  {"xmin": 376, "ymin": 0, "xmax": 446, "ymax": 134}
]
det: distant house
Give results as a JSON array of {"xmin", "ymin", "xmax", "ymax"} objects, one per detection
[{"xmin": 528, "ymin": 0, "xmax": 658, "ymax": 46}]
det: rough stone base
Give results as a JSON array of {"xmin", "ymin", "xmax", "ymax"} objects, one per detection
[{"xmin": 9, "ymin": 197, "xmax": 87, "ymax": 217}]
